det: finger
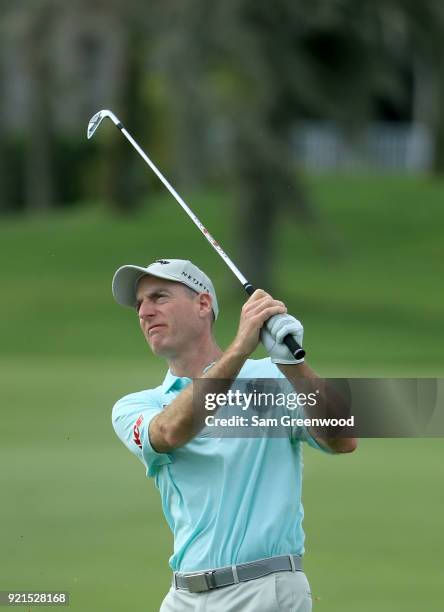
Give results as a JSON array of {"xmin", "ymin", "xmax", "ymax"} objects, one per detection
[
  {"xmin": 251, "ymin": 304, "xmax": 287, "ymax": 326},
  {"xmin": 238, "ymin": 304, "xmax": 286, "ymax": 337},
  {"xmin": 245, "ymin": 289, "xmax": 270, "ymax": 304},
  {"xmin": 243, "ymin": 296, "xmax": 286, "ymax": 317}
]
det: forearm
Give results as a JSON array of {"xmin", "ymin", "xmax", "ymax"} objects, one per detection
[
  {"xmin": 150, "ymin": 289, "xmax": 292, "ymax": 452},
  {"xmin": 150, "ymin": 345, "xmax": 247, "ymax": 451},
  {"xmin": 278, "ymin": 362, "xmax": 358, "ymax": 453},
  {"xmin": 278, "ymin": 362, "xmax": 318, "ymax": 380}
]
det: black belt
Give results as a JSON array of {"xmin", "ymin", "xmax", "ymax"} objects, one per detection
[{"xmin": 174, "ymin": 554, "xmax": 302, "ymax": 593}]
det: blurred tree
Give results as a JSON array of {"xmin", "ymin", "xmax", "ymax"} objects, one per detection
[
  {"xmin": 49, "ymin": 0, "xmax": 149, "ymax": 214},
  {"xmin": 2, "ymin": 0, "xmax": 444, "ymax": 225},
  {"xmin": 23, "ymin": 0, "xmax": 56, "ymax": 212},
  {"xmin": 155, "ymin": 1, "xmax": 317, "ymax": 289},
  {"xmin": 159, "ymin": 0, "xmax": 413, "ymax": 288},
  {"xmin": 402, "ymin": 0, "xmax": 444, "ymax": 173},
  {"xmin": 95, "ymin": 0, "xmax": 150, "ymax": 214},
  {"xmin": 217, "ymin": 0, "xmax": 444, "ymax": 284},
  {"xmin": 151, "ymin": 1, "xmax": 214, "ymax": 189},
  {"xmin": 0, "ymin": 38, "xmax": 7, "ymax": 214},
  {"xmin": 0, "ymin": 2, "xmax": 25, "ymax": 215}
]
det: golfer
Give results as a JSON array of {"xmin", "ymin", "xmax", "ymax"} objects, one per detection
[{"xmin": 112, "ymin": 258, "xmax": 357, "ymax": 611}]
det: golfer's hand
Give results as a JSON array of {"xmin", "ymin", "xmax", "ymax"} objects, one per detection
[
  {"xmin": 261, "ymin": 313, "xmax": 304, "ymax": 364},
  {"xmin": 230, "ymin": 290, "xmax": 287, "ymax": 358}
]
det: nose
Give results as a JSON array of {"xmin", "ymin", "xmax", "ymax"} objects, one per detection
[{"xmin": 138, "ymin": 299, "xmax": 156, "ymax": 319}]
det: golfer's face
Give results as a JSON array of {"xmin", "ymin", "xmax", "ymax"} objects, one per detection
[{"xmin": 136, "ymin": 276, "xmax": 201, "ymax": 357}]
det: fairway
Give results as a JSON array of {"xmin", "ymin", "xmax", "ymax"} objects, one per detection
[{"xmin": 1, "ymin": 176, "xmax": 443, "ymax": 610}]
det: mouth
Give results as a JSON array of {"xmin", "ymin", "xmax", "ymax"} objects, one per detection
[{"xmin": 148, "ymin": 324, "xmax": 166, "ymax": 335}]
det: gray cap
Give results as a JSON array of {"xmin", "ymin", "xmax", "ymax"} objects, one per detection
[{"xmin": 112, "ymin": 258, "xmax": 219, "ymax": 319}]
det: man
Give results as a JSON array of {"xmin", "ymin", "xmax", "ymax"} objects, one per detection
[{"xmin": 112, "ymin": 258, "xmax": 357, "ymax": 612}]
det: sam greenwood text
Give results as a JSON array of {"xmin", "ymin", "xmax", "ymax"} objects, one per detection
[{"xmin": 205, "ymin": 415, "xmax": 355, "ymax": 428}]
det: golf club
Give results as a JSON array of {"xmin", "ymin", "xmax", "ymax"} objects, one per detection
[{"xmin": 87, "ymin": 109, "xmax": 305, "ymax": 360}]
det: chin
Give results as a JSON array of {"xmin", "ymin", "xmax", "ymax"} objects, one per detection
[{"xmin": 148, "ymin": 339, "xmax": 174, "ymax": 358}]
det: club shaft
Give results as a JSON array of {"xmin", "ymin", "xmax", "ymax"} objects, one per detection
[
  {"xmin": 110, "ymin": 120, "xmax": 305, "ymax": 360},
  {"xmin": 118, "ymin": 125, "xmax": 249, "ymax": 287}
]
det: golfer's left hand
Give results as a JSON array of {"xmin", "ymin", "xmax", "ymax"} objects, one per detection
[{"xmin": 261, "ymin": 313, "xmax": 304, "ymax": 364}]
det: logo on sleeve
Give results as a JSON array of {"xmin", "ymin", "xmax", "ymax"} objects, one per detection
[{"xmin": 133, "ymin": 415, "xmax": 144, "ymax": 449}]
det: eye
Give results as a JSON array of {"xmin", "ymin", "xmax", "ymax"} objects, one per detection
[{"xmin": 135, "ymin": 301, "xmax": 142, "ymax": 313}]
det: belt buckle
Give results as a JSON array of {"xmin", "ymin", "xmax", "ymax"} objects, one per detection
[{"xmin": 187, "ymin": 571, "xmax": 215, "ymax": 593}]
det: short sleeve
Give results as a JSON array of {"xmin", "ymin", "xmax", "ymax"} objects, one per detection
[
  {"xmin": 263, "ymin": 360, "xmax": 334, "ymax": 454},
  {"xmin": 290, "ymin": 404, "xmax": 335, "ymax": 454},
  {"xmin": 112, "ymin": 390, "xmax": 173, "ymax": 477}
]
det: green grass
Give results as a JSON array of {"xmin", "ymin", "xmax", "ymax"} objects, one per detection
[{"xmin": 1, "ymin": 175, "xmax": 443, "ymax": 610}]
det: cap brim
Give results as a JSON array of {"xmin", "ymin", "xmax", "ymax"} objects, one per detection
[
  {"xmin": 112, "ymin": 265, "xmax": 152, "ymax": 307},
  {"xmin": 112, "ymin": 264, "xmax": 196, "ymax": 307}
]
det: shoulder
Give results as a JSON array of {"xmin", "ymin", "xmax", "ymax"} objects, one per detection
[
  {"xmin": 112, "ymin": 385, "xmax": 164, "ymax": 421},
  {"xmin": 238, "ymin": 357, "xmax": 284, "ymax": 379}
]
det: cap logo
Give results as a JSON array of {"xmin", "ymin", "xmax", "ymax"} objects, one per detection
[
  {"xmin": 181, "ymin": 270, "xmax": 209, "ymax": 291},
  {"xmin": 155, "ymin": 259, "xmax": 170, "ymax": 265}
]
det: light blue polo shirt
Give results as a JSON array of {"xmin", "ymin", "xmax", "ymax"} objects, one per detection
[{"xmin": 112, "ymin": 358, "xmax": 330, "ymax": 572}]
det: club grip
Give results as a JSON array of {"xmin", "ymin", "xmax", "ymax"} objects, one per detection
[
  {"xmin": 243, "ymin": 282, "xmax": 306, "ymax": 360},
  {"xmin": 283, "ymin": 333, "xmax": 305, "ymax": 360}
]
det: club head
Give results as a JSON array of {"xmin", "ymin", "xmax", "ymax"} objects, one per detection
[{"xmin": 87, "ymin": 109, "xmax": 120, "ymax": 139}]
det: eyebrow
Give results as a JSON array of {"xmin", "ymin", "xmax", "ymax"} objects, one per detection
[{"xmin": 135, "ymin": 288, "xmax": 172, "ymax": 302}]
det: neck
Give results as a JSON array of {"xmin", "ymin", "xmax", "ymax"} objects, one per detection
[{"xmin": 167, "ymin": 337, "xmax": 223, "ymax": 378}]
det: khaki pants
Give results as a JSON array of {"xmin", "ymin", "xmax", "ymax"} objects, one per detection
[{"xmin": 159, "ymin": 570, "xmax": 312, "ymax": 611}]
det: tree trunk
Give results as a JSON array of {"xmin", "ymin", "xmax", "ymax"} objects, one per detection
[
  {"xmin": 24, "ymin": 5, "xmax": 55, "ymax": 213},
  {"xmin": 233, "ymin": 115, "xmax": 314, "ymax": 291},
  {"xmin": 432, "ymin": 76, "xmax": 444, "ymax": 174},
  {"xmin": 102, "ymin": 22, "xmax": 145, "ymax": 215},
  {"xmin": 158, "ymin": 0, "xmax": 211, "ymax": 189},
  {"xmin": 238, "ymin": 176, "xmax": 276, "ymax": 291},
  {"xmin": 0, "ymin": 60, "xmax": 8, "ymax": 214}
]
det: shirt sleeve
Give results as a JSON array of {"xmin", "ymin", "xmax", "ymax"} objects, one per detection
[
  {"xmin": 290, "ymin": 404, "xmax": 336, "ymax": 454},
  {"xmin": 112, "ymin": 390, "xmax": 173, "ymax": 477},
  {"xmin": 249, "ymin": 358, "xmax": 335, "ymax": 453}
]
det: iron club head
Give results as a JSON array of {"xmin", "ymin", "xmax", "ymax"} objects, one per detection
[{"xmin": 87, "ymin": 109, "xmax": 121, "ymax": 139}]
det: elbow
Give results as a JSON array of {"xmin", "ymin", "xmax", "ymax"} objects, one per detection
[
  {"xmin": 158, "ymin": 422, "xmax": 187, "ymax": 450},
  {"xmin": 150, "ymin": 418, "xmax": 186, "ymax": 452},
  {"xmin": 333, "ymin": 437, "xmax": 358, "ymax": 454}
]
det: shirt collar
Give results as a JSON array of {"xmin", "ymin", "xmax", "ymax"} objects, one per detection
[
  {"xmin": 161, "ymin": 362, "xmax": 217, "ymax": 393},
  {"xmin": 161, "ymin": 369, "xmax": 192, "ymax": 393}
]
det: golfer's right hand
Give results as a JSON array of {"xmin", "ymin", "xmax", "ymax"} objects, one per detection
[{"xmin": 230, "ymin": 290, "xmax": 287, "ymax": 358}]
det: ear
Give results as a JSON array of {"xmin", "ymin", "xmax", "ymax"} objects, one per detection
[{"xmin": 197, "ymin": 293, "xmax": 213, "ymax": 318}]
